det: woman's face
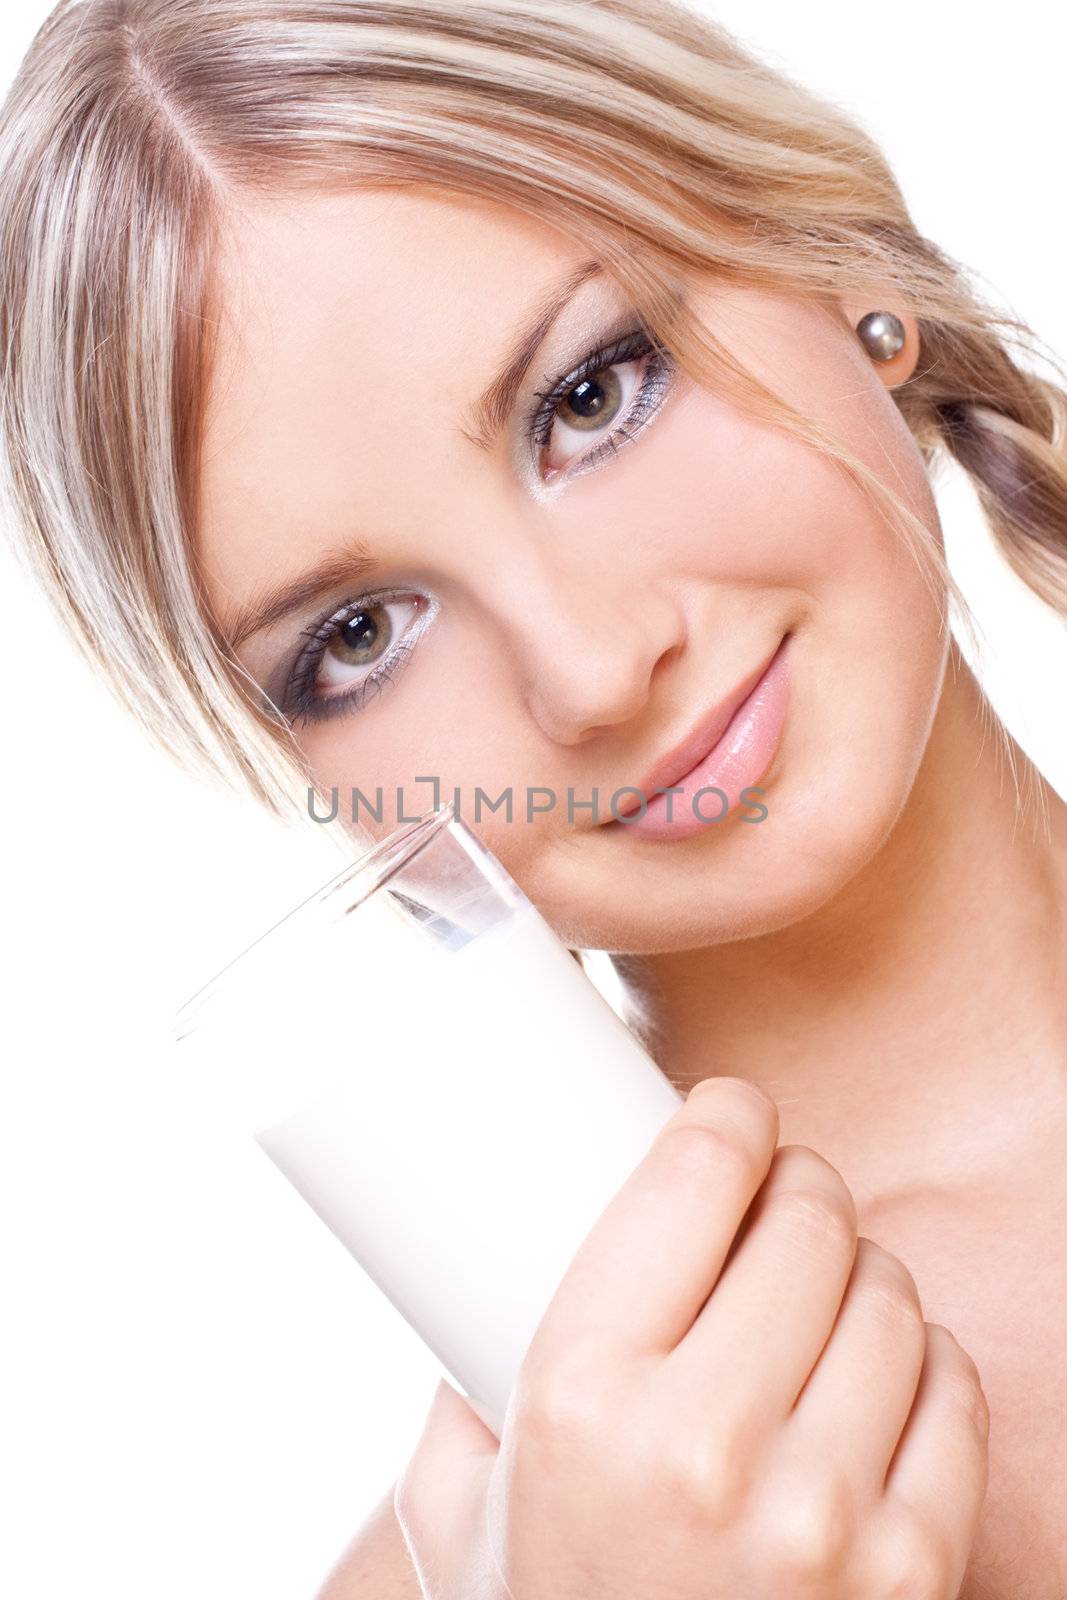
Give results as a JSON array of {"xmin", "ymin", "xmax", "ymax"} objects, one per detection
[{"xmin": 196, "ymin": 186, "xmax": 946, "ymax": 953}]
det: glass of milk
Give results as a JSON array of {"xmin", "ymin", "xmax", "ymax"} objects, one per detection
[{"xmin": 172, "ymin": 800, "xmax": 683, "ymax": 1438}]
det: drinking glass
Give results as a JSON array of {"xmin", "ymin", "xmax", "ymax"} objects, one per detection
[{"xmin": 173, "ymin": 800, "xmax": 683, "ymax": 1437}]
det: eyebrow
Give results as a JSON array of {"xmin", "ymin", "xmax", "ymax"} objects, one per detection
[
  {"xmin": 460, "ymin": 256, "xmax": 605, "ymax": 452},
  {"xmin": 219, "ymin": 257, "xmax": 604, "ymax": 650},
  {"xmin": 219, "ymin": 535, "xmax": 379, "ymax": 651}
]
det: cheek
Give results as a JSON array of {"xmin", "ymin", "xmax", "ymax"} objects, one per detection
[
  {"xmin": 295, "ymin": 627, "xmax": 544, "ymax": 869},
  {"xmin": 627, "ymin": 380, "xmax": 938, "ymax": 601},
  {"xmin": 592, "ymin": 383, "xmax": 949, "ymax": 933},
  {"xmin": 632, "ymin": 371, "xmax": 945, "ymax": 688}
]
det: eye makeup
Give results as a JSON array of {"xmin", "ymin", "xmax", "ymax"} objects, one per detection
[
  {"xmin": 276, "ymin": 590, "xmax": 439, "ymax": 729},
  {"xmin": 524, "ymin": 323, "xmax": 677, "ymax": 483},
  {"xmin": 273, "ymin": 313, "xmax": 680, "ymax": 727}
]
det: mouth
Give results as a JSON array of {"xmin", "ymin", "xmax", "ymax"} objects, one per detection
[{"xmin": 605, "ymin": 631, "xmax": 793, "ymax": 842}]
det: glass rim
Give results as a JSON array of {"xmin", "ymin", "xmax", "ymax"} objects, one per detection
[{"xmin": 170, "ymin": 799, "xmax": 456, "ymax": 1042}]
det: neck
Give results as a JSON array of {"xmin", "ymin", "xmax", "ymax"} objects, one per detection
[{"xmin": 611, "ymin": 643, "xmax": 1067, "ymax": 1207}]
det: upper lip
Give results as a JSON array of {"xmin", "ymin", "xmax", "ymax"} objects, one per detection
[{"xmin": 613, "ymin": 634, "xmax": 787, "ymax": 818}]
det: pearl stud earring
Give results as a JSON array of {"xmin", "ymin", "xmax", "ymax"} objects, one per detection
[{"xmin": 856, "ymin": 310, "xmax": 907, "ymax": 362}]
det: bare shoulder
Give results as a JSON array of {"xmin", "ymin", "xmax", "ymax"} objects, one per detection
[{"xmin": 314, "ymin": 1481, "xmax": 423, "ymax": 1600}]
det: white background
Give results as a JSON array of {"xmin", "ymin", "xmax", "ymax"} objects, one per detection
[{"xmin": 1, "ymin": 3, "xmax": 1064, "ymax": 1596}]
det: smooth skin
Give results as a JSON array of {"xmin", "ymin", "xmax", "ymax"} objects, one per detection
[
  {"xmin": 392, "ymin": 1078, "xmax": 989, "ymax": 1599},
  {"xmin": 195, "ymin": 185, "xmax": 1067, "ymax": 1596}
]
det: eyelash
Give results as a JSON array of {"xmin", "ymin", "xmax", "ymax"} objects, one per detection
[
  {"xmin": 527, "ymin": 326, "xmax": 677, "ymax": 478},
  {"xmin": 282, "ymin": 591, "xmax": 433, "ymax": 729},
  {"xmin": 282, "ymin": 325, "xmax": 677, "ymax": 726}
]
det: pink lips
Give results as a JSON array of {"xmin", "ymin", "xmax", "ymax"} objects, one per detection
[{"xmin": 610, "ymin": 633, "xmax": 792, "ymax": 841}]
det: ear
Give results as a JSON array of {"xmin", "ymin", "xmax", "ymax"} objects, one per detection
[{"xmin": 838, "ymin": 297, "xmax": 922, "ymax": 389}]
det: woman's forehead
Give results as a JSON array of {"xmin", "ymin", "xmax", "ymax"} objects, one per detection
[
  {"xmin": 193, "ymin": 187, "xmax": 592, "ymax": 618},
  {"xmin": 202, "ymin": 185, "xmax": 584, "ymax": 386}
]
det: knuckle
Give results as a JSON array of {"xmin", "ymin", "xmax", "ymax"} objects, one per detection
[
  {"xmin": 926, "ymin": 1322, "xmax": 988, "ymax": 1404},
  {"xmin": 942, "ymin": 1326, "xmax": 982, "ymax": 1379},
  {"xmin": 681, "ymin": 1077, "xmax": 779, "ymax": 1156},
  {"xmin": 941, "ymin": 1351, "xmax": 991, "ymax": 1433},
  {"xmin": 854, "ymin": 1248, "xmax": 924, "ymax": 1330},
  {"xmin": 687, "ymin": 1074, "xmax": 779, "ymax": 1124},
  {"xmin": 865, "ymin": 1279, "xmax": 925, "ymax": 1334},
  {"xmin": 512, "ymin": 1359, "xmax": 606, "ymax": 1451},
  {"xmin": 878, "ymin": 1510, "xmax": 951, "ymax": 1597},
  {"xmin": 955, "ymin": 1380, "xmax": 992, "ymax": 1438},
  {"xmin": 768, "ymin": 1145, "xmax": 858, "ymax": 1217},
  {"xmin": 762, "ymin": 1475, "xmax": 856, "ymax": 1578},
  {"xmin": 769, "ymin": 1184, "xmax": 856, "ymax": 1257},
  {"xmin": 660, "ymin": 1427, "xmax": 753, "ymax": 1522},
  {"xmin": 657, "ymin": 1115, "xmax": 766, "ymax": 1191}
]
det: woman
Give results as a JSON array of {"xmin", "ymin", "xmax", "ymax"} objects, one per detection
[{"xmin": 1, "ymin": 0, "xmax": 1063, "ymax": 1594}]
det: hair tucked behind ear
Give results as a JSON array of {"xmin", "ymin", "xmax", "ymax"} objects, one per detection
[{"xmin": 0, "ymin": 0, "xmax": 1064, "ymax": 856}]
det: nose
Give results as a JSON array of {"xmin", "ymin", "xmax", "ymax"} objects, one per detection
[{"xmin": 509, "ymin": 570, "xmax": 688, "ymax": 746}]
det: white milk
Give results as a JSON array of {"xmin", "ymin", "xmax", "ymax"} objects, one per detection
[{"xmin": 247, "ymin": 896, "xmax": 684, "ymax": 1437}]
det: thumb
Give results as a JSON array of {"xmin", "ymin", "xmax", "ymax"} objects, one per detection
[
  {"xmin": 396, "ymin": 1378, "xmax": 500, "ymax": 1537},
  {"xmin": 428, "ymin": 1376, "xmax": 505, "ymax": 1452},
  {"xmin": 423, "ymin": 1376, "xmax": 501, "ymax": 1457}
]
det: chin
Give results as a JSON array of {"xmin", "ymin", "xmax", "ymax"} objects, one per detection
[{"xmin": 531, "ymin": 742, "xmax": 922, "ymax": 955}]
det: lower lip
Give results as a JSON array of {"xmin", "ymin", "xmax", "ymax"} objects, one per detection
[{"xmin": 608, "ymin": 634, "xmax": 792, "ymax": 843}]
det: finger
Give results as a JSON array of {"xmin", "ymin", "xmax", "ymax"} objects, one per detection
[
  {"xmin": 667, "ymin": 1144, "xmax": 857, "ymax": 1427},
  {"xmin": 394, "ymin": 1378, "xmax": 499, "ymax": 1543},
  {"xmin": 527, "ymin": 1077, "xmax": 779, "ymax": 1371},
  {"xmin": 883, "ymin": 1324, "xmax": 990, "ymax": 1577},
  {"xmin": 785, "ymin": 1238, "xmax": 927, "ymax": 1488}
]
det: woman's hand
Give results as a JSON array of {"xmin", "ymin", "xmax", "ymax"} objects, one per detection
[{"xmin": 394, "ymin": 1076, "xmax": 989, "ymax": 1598}]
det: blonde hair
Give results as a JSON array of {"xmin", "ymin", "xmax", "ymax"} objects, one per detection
[{"xmin": 1, "ymin": 0, "xmax": 1065, "ymax": 851}]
